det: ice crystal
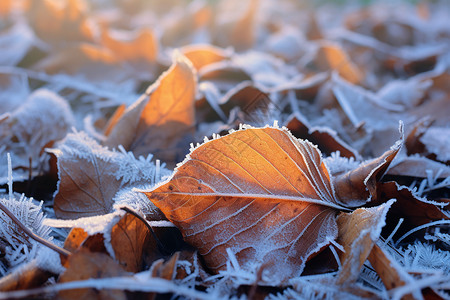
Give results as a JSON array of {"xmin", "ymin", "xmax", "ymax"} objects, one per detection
[{"xmin": 0, "ymin": 154, "xmax": 53, "ymax": 275}]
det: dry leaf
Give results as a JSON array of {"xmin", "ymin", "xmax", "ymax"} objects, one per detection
[
  {"xmin": 182, "ymin": 44, "xmax": 230, "ymax": 71},
  {"xmin": 336, "ymin": 200, "xmax": 393, "ymax": 283},
  {"xmin": 101, "ymin": 28, "xmax": 158, "ymax": 63},
  {"xmin": 145, "ymin": 126, "xmax": 345, "ymax": 281},
  {"xmin": 374, "ymin": 181, "xmax": 449, "ymax": 227},
  {"xmin": 367, "ymin": 244, "xmax": 412, "ymax": 293},
  {"xmin": 316, "ymin": 43, "xmax": 363, "ymax": 84},
  {"xmin": 27, "ymin": 0, "xmax": 94, "ymax": 43},
  {"xmin": 50, "ymin": 142, "xmax": 121, "ymax": 219},
  {"xmin": 105, "ymin": 52, "xmax": 197, "ymax": 166},
  {"xmin": 104, "ymin": 104, "xmax": 126, "ymax": 137},
  {"xmin": 286, "ymin": 113, "xmax": 359, "ymax": 159},
  {"xmin": 334, "ymin": 138, "xmax": 401, "ymax": 206},
  {"xmin": 58, "ymin": 249, "xmax": 128, "ymax": 300},
  {"xmin": 0, "ymin": 262, "xmax": 53, "ymax": 292},
  {"xmin": 110, "ymin": 212, "xmax": 150, "ymax": 273}
]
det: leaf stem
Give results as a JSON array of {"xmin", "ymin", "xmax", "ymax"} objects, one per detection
[{"xmin": 0, "ymin": 201, "xmax": 71, "ymax": 258}]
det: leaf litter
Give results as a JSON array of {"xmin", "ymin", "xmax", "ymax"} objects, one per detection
[{"xmin": 0, "ymin": 0, "xmax": 449, "ymax": 299}]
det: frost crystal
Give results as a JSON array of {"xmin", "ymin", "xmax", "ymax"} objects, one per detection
[{"xmin": 0, "ymin": 155, "xmax": 53, "ymax": 275}]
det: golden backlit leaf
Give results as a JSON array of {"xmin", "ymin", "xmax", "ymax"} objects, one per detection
[
  {"xmin": 182, "ymin": 44, "xmax": 230, "ymax": 70},
  {"xmin": 101, "ymin": 28, "xmax": 158, "ymax": 62},
  {"xmin": 336, "ymin": 200, "xmax": 393, "ymax": 283},
  {"xmin": 110, "ymin": 213, "xmax": 150, "ymax": 273},
  {"xmin": 105, "ymin": 52, "xmax": 197, "ymax": 166},
  {"xmin": 145, "ymin": 126, "xmax": 344, "ymax": 281},
  {"xmin": 316, "ymin": 44, "xmax": 363, "ymax": 84},
  {"xmin": 27, "ymin": 0, "xmax": 94, "ymax": 43}
]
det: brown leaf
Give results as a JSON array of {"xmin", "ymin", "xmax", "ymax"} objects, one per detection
[
  {"xmin": 145, "ymin": 126, "xmax": 344, "ymax": 281},
  {"xmin": 334, "ymin": 139, "xmax": 401, "ymax": 206},
  {"xmin": 286, "ymin": 113, "xmax": 359, "ymax": 159},
  {"xmin": 105, "ymin": 52, "xmax": 197, "ymax": 166},
  {"xmin": 367, "ymin": 243, "xmax": 413, "ymax": 294},
  {"xmin": 104, "ymin": 104, "xmax": 126, "ymax": 137},
  {"xmin": 110, "ymin": 213, "xmax": 150, "ymax": 273},
  {"xmin": 387, "ymin": 156, "xmax": 450, "ymax": 179},
  {"xmin": 58, "ymin": 249, "xmax": 128, "ymax": 300},
  {"xmin": 336, "ymin": 200, "xmax": 393, "ymax": 283},
  {"xmin": 374, "ymin": 181, "xmax": 449, "ymax": 227},
  {"xmin": 150, "ymin": 252, "xmax": 180, "ymax": 280},
  {"xmin": 50, "ymin": 141, "xmax": 121, "ymax": 219}
]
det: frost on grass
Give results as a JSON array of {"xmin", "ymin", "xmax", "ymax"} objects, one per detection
[{"xmin": 0, "ymin": 155, "xmax": 54, "ymax": 275}]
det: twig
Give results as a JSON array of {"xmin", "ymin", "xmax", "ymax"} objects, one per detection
[{"xmin": 0, "ymin": 201, "xmax": 71, "ymax": 258}]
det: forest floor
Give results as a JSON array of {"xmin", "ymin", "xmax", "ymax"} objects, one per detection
[{"xmin": 0, "ymin": 0, "xmax": 449, "ymax": 299}]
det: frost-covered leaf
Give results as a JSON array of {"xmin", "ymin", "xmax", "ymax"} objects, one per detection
[
  {"xmin": 286, "ymin": 113, "xmax": 359, "ymax": 159},
  {"xmin": 57, "ymin": 249, "xmax": 128, "ymax": 300},
  {"xmin": 101, "ymin": 28, "xmax": 158, "ymax": 63},
  {"xmin": 145, "ymin": 126, "xmax": 344, "ymax": 282},
  {"xmin": 110, "ymin": 212, "xmax": 150, "ymax": 273},
  {"xmin": 336, "ymin": 200, "xmax": 394, "ymax": 283},
  {"xmin": 333, "ymin": 137, "xmax": 401, "ymax": 207},
  {"xmin": 315, "ymin": 43, "xmax": 363, "ymax": 84},
  {"xmin": 0, "ymin": 89, "xmax": 74, "ymax": 184},
  {"xmin": 182, "ymin": 44, "xmax": 230, "ymax": 71},
  {"xmin": 373, "ymin": 181, "xmax": 449, "ymax": 227},
  {"xmin": 50, "ymin": 131, "xmax": 168, "ymax": 219},
  {"xmin": 105, "ymin": 52, "xmax": 197, "ymax": 167}
]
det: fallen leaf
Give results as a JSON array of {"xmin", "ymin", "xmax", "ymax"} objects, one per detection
[
  {"xmin": 105, "ymin": 52, "xmax": 197, "ymax": 166},
  {"xmin": 367, "ymin": 243, "xmax": 413, "ymax": 293},
  {"xmin": 110, "ymin": 212, "xmax": 150, "ymax": 273},
  {"xmin": 316, "ymin": 43, "xmax": 363, "ymax": 84},
  {"xmin": 104, "ymin": 104, "xmax": 126, "ymax": 136},
  {"xmin": 0, "ymin": 262, "xmax": 54, "ymax": 292},
  {"xmin": 58, "ymin": 249, "xmax": 128, "ymax": 300},
  {"xmin": 27, "ymin": 0, "xmax": 94, "ymax": 43},
  {"xmin": 150, "ymin": 252, "xmax": 179, "ymax": 280},
  {"xmin": 49, "ymin": 135, "xmax": 121, "ymax": 219},
  {"xmin": 333, "ymin": 138, "xmax": 401, "ymax": 206},
  {"xmin": 336, "ymin": 200, "xmax": 394, "ymax": 283},
  {"xmin": 286, "ymin": 113, "xmax": 359, "ymax": 159},
  {"xmin": 374, "ymin": 181, "xmax": 449, "ymax": 227},
  {"xmin": 101, "ymin": 28, "xmax": 158, "ymax": 63},
  {"xmin": 145, "ymin": 126, "xmax": 345, "ymax": 281},
  {"xmin": 182, "ymin": 44, "xmax": 230, "ymax": 71}
]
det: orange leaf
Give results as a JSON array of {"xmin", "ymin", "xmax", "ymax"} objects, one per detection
[
  {"xmin": 316, "ymin": 44, "xmax": 363, "ymax": 84},
  {"xmin": 101, "ymin": 28, "xmax": 158, "ymax": 63},
  {"xmin": 110, "ymin": 213, "xmax": 150, "ymax": 273},
  {"xmin": 336, "ymin": 200, "xmax": 393, "ymax": 283},
  {"xmin": 145, "ymin": 126, "xmax": 345, "ymax": 281},
  {"xmin": 58, "ymin": 249, "xmax": 128, "ymax": 300},
  {"xmin": 182, "ymin": 44, "xmax": 230, "ymax": 71},
  {"xmin": 105, "ymin": 52, "xmax": 197, "ymax": 166}
]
